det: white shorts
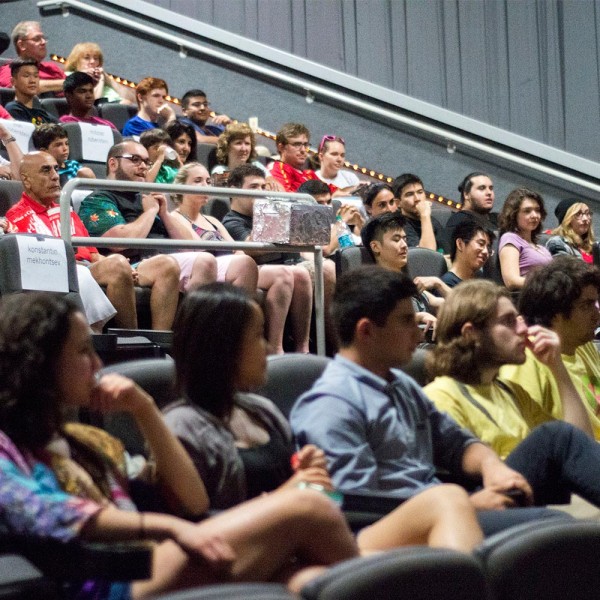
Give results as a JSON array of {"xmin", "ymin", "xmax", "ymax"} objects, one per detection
[
  {"xmin": 76, "ymin": 264, "xmax": 117, "ymax": 328},
  {"xmin": 170, "ymin": 252, "xmax": 235, "ymax": 292}
]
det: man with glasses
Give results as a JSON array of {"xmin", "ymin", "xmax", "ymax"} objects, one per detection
[
  {"xmin": 79, "ymin": 140, "xmax": 218, "ymax": 329},
  {"xmin": 0, "ymin": 21, "xmax": 65, "ymax": 96},
  {"xmin": 424, "ymin": 280, "xmax": 600, "ymax": 508},
  {"xmin": 6, "ymin": 151, "xmax": 130, "ymax": 332},
  {"xmin": 268, "ymin": 123, "xmax": 319, "ymax": 192},
  {"xmin": 502, "ymin": 257, "xmax": 600, "ymax": 440},
  {"xmin": 178, "ymin": 88, "xmax": 232, "ymax": 144}
]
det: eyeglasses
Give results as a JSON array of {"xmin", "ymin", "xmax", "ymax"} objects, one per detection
[
  {"xmin": 574, "ymin": 210, "xmax": 593, "ymax": 219},
  {"xmin": 287, "ymin": 141, "xmax": 310, "ymax": 149},
  {"xmin": 319, "ymin": 135, "xmax": 345, "ymax": 152},
  {"xmin": 114, "ymin": 154, "xmax": 152, "ymax": 167},
  {"xmin": 23, "ymin": 35, "xmax": 46, "ymax": 43}
]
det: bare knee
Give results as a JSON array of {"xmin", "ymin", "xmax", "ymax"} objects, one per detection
[
  {"xmin": 103, "ymin": 255, "xmax": 134, "ymax": 285},
  {"xmin": 292, "ymin": 267, "xmax": 313, "ymax": 294},
  {"xmin": 140, "ymin": 255, "xmax": 180, "ymax": 286},
  {"xmin": 192, "ymin": 254, "xmax": 218, "ymax": 282},
  {"xmin": 420, "ymin": 484, "xmax": 472, "ymax": 512}
]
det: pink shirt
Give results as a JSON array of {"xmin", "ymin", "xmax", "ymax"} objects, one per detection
[
  {"xmin": 59, "ymin": 114, "xmax": 117, "ymax": 130},
  {"xmin": 0, "ymin": 60, "xmax": 65, "ymax": 89}
]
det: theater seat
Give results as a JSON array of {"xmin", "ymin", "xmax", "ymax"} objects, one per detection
[
  {"xmin": 98, "ymin": 103, "xmax": 137, "ymax": 133},
  {"xmin": 155, "ymin": 583, "xmax": 295, "ymax": 600},
  {"xmin": 39, "ymin": 97, "xmax": 70, "ymax": 120},
  {"xmin": 257, "ymin": 353, "xmax": 331, "ymax": 419},
  {"xmin": 94, "ymin": 357, "xmax": 176, "ymax": 455},
  {"xmin": 406, "ymin": 247, "xmax": 447, "ymax": 278},
  {"xmin": 334, "ymin": 245, "xmax": 373, "ymax": 277},
  {"xmin": 0, "ymin": 181, "xmax": 23, "ymax": 215},
  {"xmin": 476, "ymin": 519, "xmax": 600, "ymax": 600},
  {"xmin": 301, "ymin": 547, "xmax": 487, "ymax": 600}
]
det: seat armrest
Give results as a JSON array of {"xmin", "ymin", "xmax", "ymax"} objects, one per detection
[
  {"xmin": 341, "ymin": 490, "xmax": 404, "ymax": 515},
  {"xmin": 0, "ymin": 535, "xmax": 152, "ymax": 581}
]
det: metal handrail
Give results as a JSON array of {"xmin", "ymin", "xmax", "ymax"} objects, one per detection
[
  {"xmin": 59, "ymin": 178, "xmax": 327, "ymax": 355},
  {"xmin": 39, "ymin": 0, "xmax": 600, "ymax": 193}
]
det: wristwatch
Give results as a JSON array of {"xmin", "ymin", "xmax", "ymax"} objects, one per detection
[{"xmin": 1, "ymin": 137, "xmax": 16, "ymax": 147}]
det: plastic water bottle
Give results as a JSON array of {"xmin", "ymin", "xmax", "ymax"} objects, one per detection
[{"xmin": 335, "ymin": 215, "xmax": 355, "ymax": 248}]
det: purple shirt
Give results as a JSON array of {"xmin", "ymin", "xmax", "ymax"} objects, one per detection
[{"xmin": 499, "ymin": 231, "xmax": 552, "ymax": 276}]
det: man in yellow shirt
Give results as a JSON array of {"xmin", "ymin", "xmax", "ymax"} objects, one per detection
[
  {"xmin": 502, "ymin": 256, "xmax": 600, "ymax": 438},
  {"xmin": 424, "ymin": 279, "xmax": 600, "ymax": 506}
]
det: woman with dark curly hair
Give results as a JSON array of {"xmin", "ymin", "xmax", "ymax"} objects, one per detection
[
  {"xmin": 0, "ymin": 292, "xmax": 359, "ymax": 599},
  {"xmin": 498, "ymin": 187, "xmax": 552, "ymax": 290}
]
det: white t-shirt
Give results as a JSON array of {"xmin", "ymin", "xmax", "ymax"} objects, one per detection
[{"xmin": 316, "ymin": 169, "xmax": 360, "ymax": 189}]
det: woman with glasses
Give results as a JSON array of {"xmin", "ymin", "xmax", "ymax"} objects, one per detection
[
  {"xmin": 546, "ymin": 199, "xmax": 595, "ymax": 264},
  {"xmin": 64, "ymin": 42, "xmax": 135, "ymax": 104},
  {"xmin": 315, "ymin": 135, "xmax": 366, "ymax": 196}
]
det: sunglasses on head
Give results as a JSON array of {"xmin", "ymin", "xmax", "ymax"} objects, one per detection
[{"xmin": 319, "ymin": 135, "xmax": 345, "ymax": 153}]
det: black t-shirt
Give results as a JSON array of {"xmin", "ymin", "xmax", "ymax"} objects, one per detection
[
  {"xmin": 222, "ymin": 209, "xmax": 300, "ymax": 265},
  {"xmin": 403, "ymin": 215, "xmax": 446, "ymax": 252},
  {"xmin": 5, "ymin": 99, "xmax": 58, "ymax": 125},
  {"xmin": 445, "ymin": 210, "xmax": 498, "ymax": 254}
]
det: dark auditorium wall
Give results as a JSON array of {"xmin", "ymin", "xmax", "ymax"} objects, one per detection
[{"xmin": 3, "ymin": 0, "xmax": 600, "ymax": 227}]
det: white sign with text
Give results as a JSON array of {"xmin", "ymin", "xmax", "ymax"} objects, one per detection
[
  {"xmin": 79, "ymin": 123, "xmax": 113, "ymax": 163},
  {"xmin": 0, "ymin": 119, "xmax": 35, "ymax": 153},
  {"xmin": 16, "ymin": 235, "xmax": 69, "ymax": 293}
]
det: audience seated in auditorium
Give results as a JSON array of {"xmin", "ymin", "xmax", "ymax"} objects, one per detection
[
  {"xmin": 32, "ymin": 123, "xmax": 95, "ymax": 183},
  {"xmin": 5, "ymin": 59, "xmax": 58, "ymax": 125},
  {"xmin": 360, "ymin": 182, "xmax": 396, "ymax": 217},
  {"xmin": 0, "ymin": 21, "xmax": 65, "ymax": 96},
  {"xmin": 441, "ymin": 220, "xmax": 492, "ymax": 289},
  {"xmin": 166, "ymin": 120, "xmax": 196, "ymax": 165},
  {"xmin": 502, "ymin": 257, "xmax": 600, "ymax": 439},
  {"xmin": 122, "ymin": 77, "xmax": 176, "ymax": 136},
  {"xmin": 290, "ymin": 266, "xmax": 568, "ymax": 530},
  {"xmin": 78, "ymin": 139, "xmax": 205, "ymax": 330},
  {"xmin": 164, "ymin": 282, "xmax": 484, "ymax": 554},
  {"xmin": 0, "ymin": 119, "xmax": 23, "ymax": 181},
  {"xmin": 445, "ymin": 172, "xmax": 497, "ymax": 243},
  {"xmin": 498, "ymin": 187, "xmax": 552, "ymax": 290},
  {"xmin": 222, "ymin": 164, "xmax": 313, "ymax": 353},
  {"xmin": 0, "ymin": 292, "xmax": 360, "ymax": 597},
  {"xmin": 169, "ymin": 162, "xmax": 258, "ymax": 295},
  {"xmin": 178, "ymin": 88, "xmax": 232, "ymax": 144},
  {"xmin": 59, "ymin": 71, "xmax": 117, "ymax": 129},
  {"xmin": 315, "ymin": 135, "xmax": 365, "ymax": 196},
  {"xmin": 139, "ymin": 128, "xmax": 179, "ymax": 183},
  {"xmin": 268, "ymin": 122, "xmax": 319, "ymax": 192},
  {"xmin": 546, "ymin": 198, "xmax": 595, "ymax": 263},
  {"xmin": 297, "ymin": 179, "xmax": 364, "ymax": 256},
  {"xmin": 6, "ymin": 151, "xmax": 129, "ymax": 331},
  {"xmin": 361, "ymin": 212, "xmax": 449, "ymax": 333},
  {"xmin": 392, "ymin": 173, "xmax": 445, "ymax": 251},
  {"xmin": 64, "ymin": 41, "xmax": 135, "ymax": 104},
  {"xmin": 424, "ymin": 280, "xmax": 600, "ymax": 511}
]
